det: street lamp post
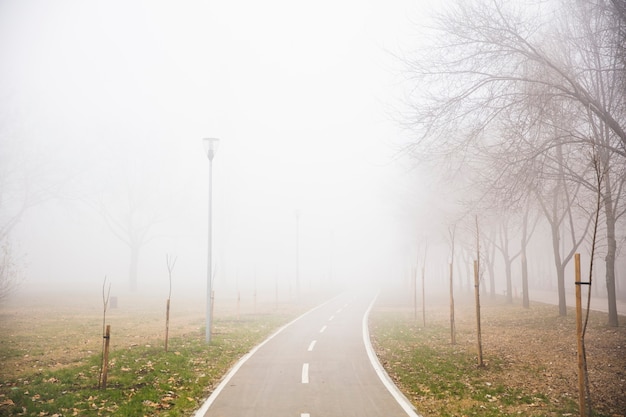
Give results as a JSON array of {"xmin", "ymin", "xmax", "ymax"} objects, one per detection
[{"xmin": 203, "ymin": 137, "xmax": 219, "ymax": 343}]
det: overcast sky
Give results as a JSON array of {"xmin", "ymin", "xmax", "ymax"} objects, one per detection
[{"xmin": 1, "ymin": 0, "xmax": 440, "ymax": 298}]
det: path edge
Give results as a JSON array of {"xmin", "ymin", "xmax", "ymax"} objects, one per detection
[{"xmin": 363, "ymin": 292, "xmax": 423, "ymax": 417}]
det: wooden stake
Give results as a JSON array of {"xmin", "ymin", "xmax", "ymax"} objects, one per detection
[
  {"xmin": 413, "ymin": 266, "xmax": 418, "ymax": 321},
  {"xmin": 450, "ymin": 262, "xmax": 456, "ymax": 345},
  {"xmin": 421, "ymin": 263, "xmax": 426, "ymax": 328},
  {"xmin": 575, "ymin": 253, "xmax": 586, "ymax": 416},
  {"xmin": 101, "ymin": 325, "xmax": 111, "ymax": 389},
  {"xmin": 474, "ymin": 260, "xmax": 484, "ymax": 367},
  {"xmin": 165, "ymin": 299, "xmax": 170, "ymax": 352}
]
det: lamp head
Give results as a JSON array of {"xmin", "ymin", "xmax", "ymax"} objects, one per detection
[{"xmin": 203, "ymin": 137, "xmax": 220, "ymax": 161}]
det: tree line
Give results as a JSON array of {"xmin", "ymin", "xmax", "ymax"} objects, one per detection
[{"xmin": 402, "ymin": 0, "xmax": 625, "ymax": 326}]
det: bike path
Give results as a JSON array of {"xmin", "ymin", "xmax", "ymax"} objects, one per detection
[{"xmin": 195, "ymin": 290, "xmax": 420, "ymax": 417}]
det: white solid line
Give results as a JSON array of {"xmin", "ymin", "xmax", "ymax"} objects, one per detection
[
  {"xmin": 329, "ymin": 315, "xmax": 335, "ymax": 321},
  {"xmin": 192, "ymin": 295, "xmax": 342, "ymax": 417},
  {"xmin": 363, "ymin": 293, "xmax": 423, "ymax": 417},
  {"xmin": 302, "ymin": 363, "xmax": 309, "ymax": 384},
  {"xmin": 308, "ymin": 340, "xmax": 317, "ymax": 352},
  {"xmin": 319, "ymin": 325, "xmax": 327, "ymax": 333}
]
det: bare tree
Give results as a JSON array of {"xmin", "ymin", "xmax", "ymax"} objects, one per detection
[
  {"xmin": 0, "ymin": 131, "xmax": 48, "ymax": 300},
  {"xmin": 481, "ymin": 227, "xmax": 498, "ymax": 299},
  {"xmin": 0, "ymin": 239, "xmax": 21, "ymax": 302},
  {"xmin": 494, "ymin": 215, "xmax": 522, "ymax": 304},
  {"xmin": 402, "ymin": 0, "xmax": 625, "ymax": 320},
  {"xmin": 97, "ymin": 181, "xmax": 162, "ymax": 292},
  {"xmin": 98, "ymin": 276, "xmax": 111, "ymax": 389},
  {"xmin": 404, "ymin": 0, "xmax": 626, "ymax": 159},
  {"xmin": 534, "ymin": 146, "xmax": 593, "ymax": 315},
  {"xmin": 165, "ymin": 254, "xmax": 176, "ymax": 352}
]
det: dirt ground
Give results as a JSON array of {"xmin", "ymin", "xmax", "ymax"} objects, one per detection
[
  {"xmin": 374, "ymin": 289, "xmax": 626, "ymax": 417},
  {"xmin": 1, "ymin": 290, "xmax": 625, "ymax": 416},
  {"xmin": 0, "ymin": 290, "xmax": 289, "ymax": 381}
]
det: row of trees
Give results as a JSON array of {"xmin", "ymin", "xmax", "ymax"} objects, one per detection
[{"xmin": 403, "ymin": 0, "xmax": 625, "ymax": 326}]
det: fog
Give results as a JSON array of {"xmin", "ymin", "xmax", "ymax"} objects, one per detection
[
  {"xmin": 1, "ymin": 0, "xmax": 440, "ymax": 303},
  {"xmin": 5, "ymin": 1, "xmax": 622, "ymax": 314}
]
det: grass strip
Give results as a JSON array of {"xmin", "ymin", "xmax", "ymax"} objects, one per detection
[{"xmin": 0, "ymin": 315, "xmax": 288, "ymax": 417}]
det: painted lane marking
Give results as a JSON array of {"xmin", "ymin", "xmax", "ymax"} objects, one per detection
[
  {"xmin": 192, "ymin": 294, "xmax": 343, "ymax": 417},
  {"xmin": 336, "ymin": 308, "xmax": 343, "ymax": 313},
  {"xmin": 302, "ymin": 363, "xmax": 309, "ymax": 384},
  {"xmin": 319, "ymin": 325, "xmax": 327, "ymax": 333},
  {"xmin": 329, "ymin": 315, "xmax": 335, "ymax": 321},
  {"xmin": 301, "ymin": 414, "xmax": 310, "ymax": 417},
  {"xmin": 308, "ymin": 340, "xmax": 317, "ymax": 352}
]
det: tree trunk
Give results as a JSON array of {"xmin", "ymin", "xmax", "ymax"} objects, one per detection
[
  {"xmin": 449, "ymin": 262, "xmax": 456, "ymax": 345},
  {"xmin": 488, "ymin": 261, "xmax": 496, "ymax": 300},
  {"xmin": 129, "ymin": 244, "xmax": 139, "ymax": 292},
  {"xmin": 486, "ymin": 230, "xmax": 496, "ymax": 299},
  {"xmin": 521, "ymin": 252, "xmax": 529, "ymax": 308},
  {"xmin": 556, "ymin": 264, "xmax": 567, "ymax": 316},
  {"xmin": 604, "ymin": 180, "xmax": 619, "ymax": 327},
  {"xmin": 505, "ymin": 259, "xmax": 513, "ymax": 304},
  {"xmin": 521, "ymin": 210, "xmax": 530, "ymax": 309},
  {"xmin": 550, "ymin": 218, "xmax": 567, "ymax": 316}
]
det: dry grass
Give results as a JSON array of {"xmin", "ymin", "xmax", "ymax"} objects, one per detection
[
  {"xmin": 1, "ymin": 293, "xmax": 205, "ymax": 380},
  {"xmin": 371, "ymin": 289, "xmax": 626, "ymax": 417},
  {"xmin": 0, "ymin": 290, "xmax": 314, "ymax": 416}
]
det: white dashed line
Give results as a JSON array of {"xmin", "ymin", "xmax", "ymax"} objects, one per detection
[
  {"xmin": 302, "ymin": 363, "xmax": 309, "ymax": 384},
  {"xmin": 308, "ymin": 340, "xmax": 317, "ymax": 352},
  {"xmin": 329, "ymin": 315, "xmax": 335, "ymax": 321},
  {"xmin": 319, "ymin": 325, "xmax": 327, "ymax": 333},
  {"xmin": 301, "ymin": 414, "xmax": 310, "ymax": 417}
]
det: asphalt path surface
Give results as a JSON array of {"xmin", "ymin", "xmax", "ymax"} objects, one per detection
[{"xmin": 195, "ymin": 290, "xmax": 420, "ymax": 417}]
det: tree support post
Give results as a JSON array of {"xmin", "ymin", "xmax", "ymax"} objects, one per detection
[
  {"xmin": 575, "ymin": 253, "xmax": 589, "ymax": 416},
  {"xmin": 165, "ymin": 299, "xmax": 170, "ymax": 352},
  {"xmin": 474, "ymin": 260, "xmax": 484, "ymax": 367},
  {"xmin": 413, "ymin": 266, "xmax": 418, "ymax": 321},
  {"xmin": 449, "ymin": 262, "xmax": 456, "ymax": 345},
  {"xmin": 101, "ymin": 325, "xmax": 111, "ymax": 389},
  {"xmin": 421, "ymin": 263, "xmax": 426, "ymax": 328}
]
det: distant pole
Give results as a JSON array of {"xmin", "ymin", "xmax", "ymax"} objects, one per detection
[
  {"xmin": 328, "ymin": 230, "xmax": 334, "ymax": 286},
  {"xmin": 422, "ymin": 242, "xmax": 428, "ymax": 328},
  {"xmin": 295, "ymin": 209, "xmax": 301, "ymax": 299},
  {"xmin": 421, "ymin": 263, "xmax": 426, "ymax": 327},
  {"xmin": 203, "ymin": 138, "xmax": 219, "ymax": 343},
  {"xmin": 413, "ymin": 266, "xmax": 417, "ymax": 321}
]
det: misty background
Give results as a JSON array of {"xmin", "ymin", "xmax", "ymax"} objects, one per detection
[
  {"xmin": 1, "ymin": 0, "xmax": 624, "ymax": 309},
  {"xmin": 0, "ymin": 1, "xmax": 436, "ymax": 301}
]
